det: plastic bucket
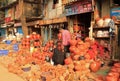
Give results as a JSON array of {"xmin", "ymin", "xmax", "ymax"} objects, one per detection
[
  {"xmin": 13, "ymin": 44, "xmax": 19, "ymax": 51},
  {"xmin": 0, "ymin": 50, "xmax": 9, "ymax": 56},
  {"xmin": 5, "ymin": 40, "xmax": 11, "ymax": 44}
]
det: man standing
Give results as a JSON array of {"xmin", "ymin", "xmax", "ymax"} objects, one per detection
[{"xmin": 59, "ymin": 28, "xmax": 71, "ymax": 53}]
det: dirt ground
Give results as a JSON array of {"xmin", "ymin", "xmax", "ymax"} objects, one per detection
[
  {"xmin": 0, "ymin": 64, "xmax": 25, "ymax": 81},
  {"xmin": 0, "ymin": 42, "xmax": 25, "ymax": 81}
]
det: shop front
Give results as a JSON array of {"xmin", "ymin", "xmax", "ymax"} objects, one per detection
[
  {"xmin": 110, "ymin": 7, "xmax": 120, "ymax": 59},
  {"xmin": 14, "ymin": 22, "xmax": 23, "ymax": 34},
  {"xmin": 26, "ymin": 20, "xmax": 40, "ymax": 35},
  {"xmin": 0, "ymin": 24, "xmax": 7, "ymax": 37},
  {"xmin": 64, "ymin": 0, "xmax": 93, "ymax": 39},
  {"xmin": 39, "ymin": 17, "xmax": 67, "ymax": 45}
]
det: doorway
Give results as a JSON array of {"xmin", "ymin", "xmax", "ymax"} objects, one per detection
[
  {"xmin": 77, "ymin": 12, "xmax": 92, "ymax": 39},
  {"xmin": 117, "ymin": 25, "xmax": 120, "ymax": 59}
]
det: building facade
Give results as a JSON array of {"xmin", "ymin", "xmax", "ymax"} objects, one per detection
[
  {"xmin": 0, "ymin": 0, "xmax": 43, "ymax": 37},
  {"xmin": 38, "ymin": 0, "xmax": 67, "ymax": 45}
]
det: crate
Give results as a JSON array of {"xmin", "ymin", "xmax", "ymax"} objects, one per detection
[
  {"xmin": 13, "ymin": 44, "xmax": 19, "ymax": 51},
  {"xmin": 5, "ymin": 40, "xmax": 11, "ymax": 44},
  {"xmin": 0, "ymin": 50, "xmax": 9, "ymax": 56}
]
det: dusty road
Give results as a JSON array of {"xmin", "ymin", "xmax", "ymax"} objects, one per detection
[{"xmin": 0, "ymin": 64, "xmax": 25, "ymax": 81}]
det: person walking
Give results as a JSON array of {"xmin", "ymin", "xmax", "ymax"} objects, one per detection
[{"xmin": 59, "ymin": 28, "xmax": 71, "ymax": 53}]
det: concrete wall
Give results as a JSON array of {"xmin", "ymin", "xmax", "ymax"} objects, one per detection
[
  {"xmin": 44, "ymin": 0, "xmax": 64, "ymax": 19},
  {"xmin": 101, "ymin": 0, "xmax": 110, "ymax": 17},
  {"xmin": 24, "ymin": 3, "xmax": 41, "ymax": 17}
]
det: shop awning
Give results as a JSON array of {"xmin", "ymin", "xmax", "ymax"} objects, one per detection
[
  {"xmin": 14, "ymin": 17, "xmax": 67, "ymax": 27},
  {"xmin": 39, "ymin": 17, "xmax": 67, "ymax": 25},
  {"xmin": 0, "ymin": 22, "xmax": 14, "ymax": 28},
  {"xmin": 26, "ymin": 20, "xmax": 39, "ymax": 26}
]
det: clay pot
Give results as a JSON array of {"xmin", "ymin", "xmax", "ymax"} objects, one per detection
[
  {"xmin": 69, "ymin": 39, "xmax": 77, "ymax": 46},
  {"xmin": 73, "ymin": 55, "xmax": 80, "ymax": 60},
  {"xmin": 69, "ymin": 46, "xmax": 76, "ymax": 53},
  {"xmin": 96, "ymin": 17, "xmax": 104, "ymax": 27},
  {"xmin": 114, "ymin": 63, "xmax": 120, "ymax": 68},
  {"xmin": 73, "ymin": 26, "xmax": 80, "ymax": 31},
  {"xmin": 90, "ymin": 60, "xmax": 101, "ymax": 72},
  {"xmin": 73, "ymin": 48, "xmax": 81, "ymax": 55},
  {"xmin": 110, "ymin": 67, "xmax": 118, "ymax": 72},
  {"xmin": 34, "ymin": 42, "xmax": 40, "ymax": 46},
  {"xmin": 103, "ymin": 18, "xmax": 111, "ymax": 27},
  {"xmin": 30, "ymin": 34, "xmax": 34, "ymax": 39},
  {"xmin": 64, "ymin": 57, "xmax": 73, "ymax": 65},
  {"xmin": 57, "ymin": 33, "xmax": 62, "ymax": 40},
  {"xmin": 106, "ymin": 72, "xmax": 119, "ymax": 81},
  {"xmin": 36, "ymin": 34, "xmax": 40, "ymax": 40}
]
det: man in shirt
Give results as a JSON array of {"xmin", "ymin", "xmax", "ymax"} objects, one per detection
[{"xmin": 59, "ymin": 28, "xmax": 71, "ymax": 53}]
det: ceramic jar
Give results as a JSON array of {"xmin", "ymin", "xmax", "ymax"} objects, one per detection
[
  {"xmin": 97, "ymin": 30, "xmax": 103, "ymax": 37},
  {"xmin": 96, "ymin": 18, "xmax": 104, "ymax": 27},
  {"xmin": 103, "ymin": 18, "xmax": 111, "ymax": 27}
]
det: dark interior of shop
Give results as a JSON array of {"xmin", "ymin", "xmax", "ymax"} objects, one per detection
[
  {"xmin": 113, "ymin": 0, "xmax": 120, "ymax": 6},
  {"xmin": 77, "ymin": 12, "xmax": 92, "ymax": 39}
]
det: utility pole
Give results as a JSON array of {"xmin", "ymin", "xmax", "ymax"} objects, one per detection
[{"xmin": 18, "ymin": 0, "xmax": 28, "ymax": 37}]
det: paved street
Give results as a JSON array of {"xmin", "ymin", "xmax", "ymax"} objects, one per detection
[{"xmin": 0, "ymin": 64, "xmax": 25, "ymax": 81}]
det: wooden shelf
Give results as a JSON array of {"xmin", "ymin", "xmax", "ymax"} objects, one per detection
[
  {"xmin": 94, "ymin": 37, "xmax": 110, "ymax": 39},
  {"xmin": 26, "ymin": 16, "xmax": 43, "ymax": 22},
  {"xmin": 93, "ymin": 26, "xmax": 110, "ymax": 30},
  {"xmin": 0, "ymin": 1, "xmax": 18, "ymax": 11},
  {"xmin": 24, "ymin": 0, "xmax": 40, "ymax": 4},
  {"xmin": 0, "ymin": 0, "xmax": 40, "ymax": 11}
]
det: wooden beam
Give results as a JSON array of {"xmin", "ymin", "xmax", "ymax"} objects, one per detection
[{"xmin": 19, "ymin": 0, "xmax": 28, "ymax": 37}]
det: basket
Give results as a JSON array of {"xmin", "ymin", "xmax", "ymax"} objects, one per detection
[{"xmin": 21, "ymin": 64, "xmax": 31, "ymax": 72}]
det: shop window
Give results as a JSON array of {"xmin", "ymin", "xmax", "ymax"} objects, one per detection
[
  {"xmin": 53, "ymin": 0, "xmax": 59, "ymax": 9},
  {"xmin": 113, "ymin": 0, "xmax": 120, "ymax": 6}
]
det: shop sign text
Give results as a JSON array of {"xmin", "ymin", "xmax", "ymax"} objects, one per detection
[{"xmin": 65, "ymin": 1, "xmax": 93, "ymax": 16}]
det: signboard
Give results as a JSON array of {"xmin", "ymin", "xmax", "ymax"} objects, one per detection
[
  {"xmin": 5, "ymin": 8, "xmax": 15, "ymax": 23},
  {"xmin": 65, "ymin": 1, "xmax": 93, "ymax": 16},
  {"xmin": 110, "ymin": 7, "xmax": 120, "ymax": 21}
]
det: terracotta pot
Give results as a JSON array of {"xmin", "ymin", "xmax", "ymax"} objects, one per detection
[
  {"xmin": 64, "ymin": 57, "xmax": 73, "ymax": 65},
  {"xmin": 84, "ymin": 54, "xmax": 91, "ymax": 60},
  {"xmin": 69, "ymin": 46, "xmax": 76, "ymax": 53},
  {"xmin": 73, "ymin": 26, "xmax": 80, "ymax": 31},
  {"xmin": 96, "ymin": 76, "xmax": 104, "ymax": 81},
  {"xmin": 73, "ymin": 55, "xmax": 80, "ymax": 60},
  {"xmin": 36, "ymin": 34, "xmax": 40, "ymax": 39},
  {"xmin": 33, "ymin": 34, "xmax": 38, "ymax": 40},
  {"xmin": 95, "ymin": 18, "xmax": 104, "ymax": 27},
  {"xmin": 114, "ymin": 63, "xmax": 120, "ymax": 68},
  {"xmin": 103, "ymin": 18, "xmax": 111, "ymax": 27},
  {"xmin": 74, "ymin": 64, "xmax": 81, "ymax": 71},
  {"xmin": 26, "ymin": 45, "xmax": 30, "ymax": 49},
  {"xmin": 57, "ymin": 33, "xmax": 62, "ymax": 40},
  {"xmin": 90, "ymin": 60, "xmax": 101, "ymax": 72},
  {"xmin": 106, "ymin": 72, "xmax": 119, "ymax": 81},
  {"xmin": 110, "ymin": 67, "xmax": 118, "ymax": 72},
  {"xmin": 34, "ymin": 42, "xmax": 40, "ymax": 46},
  {"xmin": 30, "ymin": 34, "xmax": 34, "ymax": 39},
  {"xmin": 26, "ymin": 41, "xmax": 30, "ymax": 45},
  {"xmin": 73, "ymin": 48, "xmax": 81, "ymax": 55},
  {"xmin": 69, "ymin": 39, "xmax": 77, "ymax": 46}
]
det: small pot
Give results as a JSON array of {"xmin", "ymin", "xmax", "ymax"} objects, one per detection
[
  {"xmin": 96, "ymin": 18, "xmax": 104, "ymax": 27},
  {"xmin": 79, "ymin": 56, "xmax": 85, "ymax": 60}
]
